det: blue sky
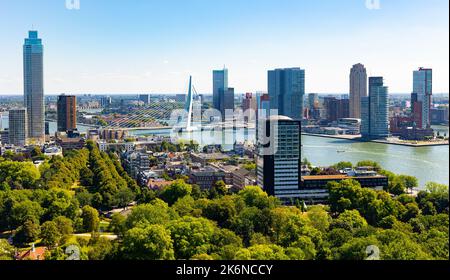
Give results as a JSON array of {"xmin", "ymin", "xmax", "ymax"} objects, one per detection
[{"xmin": 0, "ymin": 0, "xmax": 448, "ymax": 94}]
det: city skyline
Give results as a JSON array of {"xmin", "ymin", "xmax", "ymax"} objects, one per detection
[
  {"xmin": 0, "ymin": 0, "xmax": 448, "ymax": 95},
  {"xmin": 0, "ymin": 0, "xmax": 448, "ymax": 266}
]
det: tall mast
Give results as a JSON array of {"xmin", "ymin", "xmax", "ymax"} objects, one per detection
[{"xmin": 184, "ymin": 76, "xmax": 194, "ymax": 130}]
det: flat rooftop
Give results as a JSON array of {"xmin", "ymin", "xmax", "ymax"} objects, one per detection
[{"xmin": 302, "ymin": 174, "xmax": 386, "ymax": 180}]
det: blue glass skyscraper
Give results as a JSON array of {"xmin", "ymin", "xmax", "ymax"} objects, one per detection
[
  {"xmin": 23, "ymin": 31, "xmax": 44, "ymax": 140},
  {"xmin": 361, "ymin": 77, "xmax": 389, "ymax": 139},
  {"xmin": 413, "ymin": 68, "xmax": 433, "ymax": 129},
  {"xmin": 213, "ymin": 68, "xmax": 228, "ymax": 112},
  {"xmin": 268, "ymin": 68, "xmax": 305, "ymax": 120}
]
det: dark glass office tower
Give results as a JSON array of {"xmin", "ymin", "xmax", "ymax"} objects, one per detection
[
  {"xmin": 57, "ymin": 95, "xmax": 77, "ymax": 132},
  {"xmin": 257, "ymin": 115, "xmax": 302, "ymax": 202},
  {"xmin": 213, "ymin": 68, "xmax": 228, "ymax": 112}
]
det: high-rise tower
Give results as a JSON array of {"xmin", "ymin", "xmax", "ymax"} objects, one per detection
[
  {"xmin": 413, "ymin": 68, "xmax": 433, "ymax": 128},
  {"xmin": 213, "ymin": 68, "xmax": 229, "ymax": 112},
  {"xmin": 361, "ymin": 77, "xmax": 389, "ymax": 139},
  {"xmin": 268, "ymin": 68, "xmax": 305, "ymax": 120},
  {"xmin": 9, "ymin": 108, "xmax": 27, "ymax": 146},
  {"xmin": 23, "ymin": 31, "xmax": 44, "ymax": 141},
  {"xmin": 57, "ymin": 95, "xmax": 77, "ymax": 132},
  {"xmin": 349, "ymin": 63, "xmax": 367, "ymax": 119}
]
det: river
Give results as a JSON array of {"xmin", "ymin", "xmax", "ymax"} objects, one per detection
[
  {"xmin": 1, "ymin": 115, "xmax": 448, "ymax": 187},
  {"xmin": 300, "ymin": 134, "xmax": 448, "ymax": 188},
  {"xmin": 129, "ymin": 126, "xmax": 448, "ymax": 188}
]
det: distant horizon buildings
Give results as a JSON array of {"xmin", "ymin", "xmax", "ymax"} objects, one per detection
[
  {"xmin": 268, "ymin": 68, "xmax": 305, "ymax": 120},
  {"xmin": 219, "ymin": 87, "xmax": 235, "ymax": 122},
  {"xmin": 23, "ymin": 31, "xmax": 45, "ymax": 141},
  {"xmin": 361, "ymin": 77, "xmax": 389, "ymax": 139},
  {"xmin": 242, "ymin": 92, "xmax": 257, "ymax": 123},
  {"xmin": 258, "ymin": 93, "xmax": 271, "ymax": 120},
  {"xmin": 8, "ymin": 108, "xmax": 27, "ymax": 146},
  {"xmin": 412, "ymin": 68, "xmax": 433, "ymax": 129},
  {"xmin": 100, "ymin": 96, "xmax": 112, "ymax": 108},
  {"xmin": 323, "ymin": 96, "xmax": 350, "ymax": 122},
  {"xmin": 349, "ymin": 63, "xmax": 368, "ymax": 119},
  {"xmin": 57, "ymin": 94, "xmax": 77, "ymax": 132},
  {"xmin": 308, "ymin": 93, "xmax": 320, "ymax": 119},
  {"xmin": 139, "ymin": 94, "xmax": 151, "ymax": 105}
]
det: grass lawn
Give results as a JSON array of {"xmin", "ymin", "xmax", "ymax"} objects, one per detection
[{"xmin": 99, "ymin": 220, "xmax": 110, "ymax": 233}]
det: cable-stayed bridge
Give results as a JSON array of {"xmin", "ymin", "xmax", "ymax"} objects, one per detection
[
  {"xmin": 101, "ymin": 76, "xmax": 255, "ymax": 133},
  {"xmin": 102, "ymin": 76, "xmax": 200, "ymax": 132}
]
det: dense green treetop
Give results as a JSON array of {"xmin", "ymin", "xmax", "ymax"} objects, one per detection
[{"xmin": 0, "ymin": 149, "xmax": 448, "ymax": 260}]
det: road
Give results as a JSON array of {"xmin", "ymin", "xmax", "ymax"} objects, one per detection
[{"xmin": 73, "ymin": 233, "xmax": 118, "ymax": 240}]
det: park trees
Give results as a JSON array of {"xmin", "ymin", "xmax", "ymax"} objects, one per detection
[
  {"xmin": 114, "ymin": 187, "xmax": 135, "ymax": 208},
  {"xmin": 0, "ymin": 239, "xmax": 15, "ymax": 260},
  {"xmin": 41, "ymin": 189, "xmax": 79, "ymax": 221},
  {"xmin": 159, "ymin": 180, "xmax": 192, "ymax": 206},
  {"xmin": 125, "ymin": 199, "xmax": 175, "ymax": 229},
  {"xmin": 10, "ymin": 200, "xmax": 44, "ymax": 228},
  {"xmin": 81, "ymin": 205, "xmax": 100, "ymax": 233},
  {"xmin": 328, "ymin": 179, "xmax": 408, "ymax": 226},
  {"xmin": 0, "ymin": 152, "xmax": 448, "ymax": 261},
  {"xmin": 238, "ymin": 185, "xmax": 280, "ymax": 210},
  {"xmin": 167, "ymin": 216, "xmax": 216, "ymax": 260},
  {"xmin": 331, "ymin": 210, "xmax": 368, "ymax": 233},
  {"xmin": 85, "ymin": 143, "xmax": 140, "ymax": 210},
  {"xmin": 202, "ymin": 196, "xmax": 237, "ymax": 228},
  {"xmin": 87, "ymin": 237, "xmax": 115, "ymax": 260},
  {"xmin": 172, "ymin": 195, "xmax": 196, "ymax": 217},
  {"xmin": 53, "ymin": 216, "xmax": 74, "ymax": 237},
  {"xmin": 210, "ymin": 228, "xmax": 243, "ymax": 259},
  {"xmin": 332, "ymin": 161, "xmax": 353, "ymax": 170},
  {"xmin": 306, "ymin": 205, "xmax": 331, "ymax": 233},
  {"xmin": 208, "ymin": 180, "xmax": 228, "ymax": 199},
  {"xmin": 356, "ymin": 160, "xmax": 381, "ymax": 170},
  {"xmin": 234, "ymin": 244, "xmax": 289, "ymax": 260},
  {"xmin": 122, "ymin": 224, "xmax": 174, "ymax": 260},
  {"xmin": 40, "ymin": 149, "xmax": 89, "ymax": 190},
  {"xmin": 0, "ymin": 160, "xmax": 40, "ymax": 190},
  {"xmin": 13, "ymin": 220, "xmax": 41, "ymax": 245},
  {"xmin": 40, "ymin": 221, "xmax": 62, "ymax": 247},
  {"xmin": 108, "ymin": 213, "xmax": 127, "ymax": 238},
  {"xmin": 231, "ymin": 206, "xmax": 271, "ymax": 246},
  {"xmin": 417, "ymin": 182, "xmax": 449, "ymax": 214}
]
